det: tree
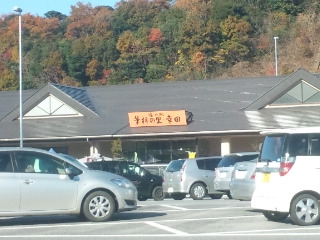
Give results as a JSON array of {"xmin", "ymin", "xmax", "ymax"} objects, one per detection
[
  {"xmin": 215, "ymin": 16, "xmax": 251, "ymax": 65},
  {"xmin": 66, "ymin": 2, "xmax": 113, "ymax": 39},
  {"xmin": 44, "ymin": 11, "xmax": 67, "ymax": 21},
  {"xmin": 111, "ymin": 138, "xmax": 123, "ymax": 159}
]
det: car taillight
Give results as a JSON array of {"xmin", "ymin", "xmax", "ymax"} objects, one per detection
[
  {"xmin": 279, "ymin": 162, "xmax": 294, "ymax": 176},
  {"xmin": 250, "ymin": 171, "xmax": 256, "ymax": 179}
]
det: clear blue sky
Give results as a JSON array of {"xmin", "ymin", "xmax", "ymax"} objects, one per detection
[{"xmin": 0, "ymin": 0, "xmax": 119, "ymax": 17}]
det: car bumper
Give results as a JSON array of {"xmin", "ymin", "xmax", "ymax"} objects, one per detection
[
  {"xmin": 214, "ymin": 180, "xmax": 230, "ymax": 192},
  {"xmin": 116, "ymin": 187, "xmax": 138, "ymax": 211},
  {"xmin": 162, "ymin": 182, "xmax": 188, "ymax": 194},
  {"xmin": 251, "ymin": 189, "xmax": 290, "ymax": 212},
  {"xmin": 230, "ymin": 181, "xmax": 255, "ymax": 201}
]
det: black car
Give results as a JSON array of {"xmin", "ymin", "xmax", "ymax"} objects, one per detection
[{"xmin": 86, "ymin": 161, "xmax": 165, "ymax": 201}]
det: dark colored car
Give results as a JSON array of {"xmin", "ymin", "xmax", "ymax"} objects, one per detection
[{"xmin": 86, "ymin": 161, "xmax": 165, "ymax": 201}]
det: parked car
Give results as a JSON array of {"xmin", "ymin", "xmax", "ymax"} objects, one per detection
[
  {"xmin": 141, "ymin": 164, "xmax": 168, "ymax": 177},
  {"xmin": 251, "ymin": 128, "xmax": 320, "ymax": 226},
  {"xmin": 162, "ymin": 156, "xmax": 223, "ymax": 200},
  {"xmin": 86, "ymin": 161, "xmax": 165, "ymax": 201},
  {"xmin": 229, "ymin": 160, "xmax": 257, "ymax": 201},
  {"xmin": 0, "ymin": 147, "xmax": 137, "ymax": 222},
  {"xmin": 214, "ymin": 152, "xmax": 259, "ymax": 198}
]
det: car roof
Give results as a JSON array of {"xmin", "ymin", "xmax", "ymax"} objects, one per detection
[
  {"xmin": 171, "ymin": 156, "xmax": 222, "ymax": 161},
  {"xmin": 224, "ymin": 152, "xmax": 259, "ymax": 157},
  {"xmin": 0, "ymin": 147, "xmax": 49, "ymax": 153}
]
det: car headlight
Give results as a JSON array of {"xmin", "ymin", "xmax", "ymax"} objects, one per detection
[{"xmin": 111, "ymin": 178, "xmax": 132, "ymax": 188}]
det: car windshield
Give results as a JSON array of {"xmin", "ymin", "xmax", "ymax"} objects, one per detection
[
  {"xmin": 165, "ymin": 160, "xmax": 185, "ymax": 172},
  {"xmin": 259, "ymin": 135, "xmax": 285, "ymax": 162},
  {"xmin": 218, "ymin": 154, "xmax": 258, "ymax": 167}
]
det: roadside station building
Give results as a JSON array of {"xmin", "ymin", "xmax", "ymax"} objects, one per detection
[{"xmin": 1, "ymin": 68, "xmax": 320, "ymax": 163}]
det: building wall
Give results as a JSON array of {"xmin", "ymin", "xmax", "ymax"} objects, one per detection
[
  {"xmin": 197, "ymin": 138, "xmax": 221, "ymax": 156},
  {"xmin": 230, "ymin": 135, "xmax": 262, "ymax": 153},
  {"xmin": 0, "ymin": 134, "xmax": 263, "ymax": 161}
]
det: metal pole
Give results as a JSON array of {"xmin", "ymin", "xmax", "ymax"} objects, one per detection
[
  {"xmin": 274, "ymin": 36, "xmax": 279, "ymax": 76},
  {"xmin": 14, "ymin": 7, "xmax": 23, "ymax": 147}
]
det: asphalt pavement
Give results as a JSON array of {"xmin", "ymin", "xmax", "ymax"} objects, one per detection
[{"xmin": 1, "ymin": 196, "xmax": 320, "ymax": 240}]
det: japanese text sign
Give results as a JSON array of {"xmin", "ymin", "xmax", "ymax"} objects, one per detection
[{"xmin": 128, "ymin": 110, "xmax": 187, "ymax": 127}]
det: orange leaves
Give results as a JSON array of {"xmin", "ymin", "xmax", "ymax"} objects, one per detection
[
  {"xmin": 191, "ymin": 51, "xmax": 205, "ymax": 69},
  {"xmin": 148, "ymin": 28, "xmax": 164, "ymax": 46},
  {"xmin": 22, "ymin": 14, "xmax": 60, "ymax": 39},
  {"xmin": 66, "ymin": 2, "xmax": 113, "ymax": 39}
]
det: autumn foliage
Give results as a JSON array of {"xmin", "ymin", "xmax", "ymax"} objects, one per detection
[{"xmin": 1, "ymin": 0, "xmax": 320, "ymax": 90}]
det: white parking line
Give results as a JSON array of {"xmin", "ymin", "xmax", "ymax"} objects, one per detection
[
  {"xmin": 160, "ymin": 204, "xmax": 188, "ymax": 210},
  {"xmin": 1, "ymin": 232, "xmax": 320, "ymax": 238},
  {"xmin": 145, "ymin": 221, "xmax": 188, "ymax": 235},
  {"xmin": 138, "ymin": 206, "xmax": 251, "ymax": 212}
]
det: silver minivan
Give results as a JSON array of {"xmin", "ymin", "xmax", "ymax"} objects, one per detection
[
  {"xmin": 0, "ymin": 147, "xmax": 138, "ymax": 222},
  {"xmin": 162, "ymin": 156, "xmax": 222, "ymax": 200},
  {"xmin": 214, "ymin": 152, "xmax": 259, "ymax": 198}
]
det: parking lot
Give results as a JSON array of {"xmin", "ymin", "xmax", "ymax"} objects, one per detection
[{"xmin": 1, "ymin": 196, "xmax": 320, "ymax": 240}]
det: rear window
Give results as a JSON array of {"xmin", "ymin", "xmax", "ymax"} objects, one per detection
[
  {"xmin": 197, "ymin": 158, "xmax": 222, "ymax": 170},
  {"xmin": 165, "ymin": 160, "xmax": 185, "ymax": 172},
  {"xmin": 259, "ymin": 135, "xmax": 285, "ymax": 162},
  {"xmin": 218, "ymin": 154, "xmax": 258, "ymax": 167}
]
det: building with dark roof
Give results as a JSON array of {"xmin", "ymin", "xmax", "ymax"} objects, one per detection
[{"xmin": 1, "ymin": 68, "xmax": 319, "ymax": 163}]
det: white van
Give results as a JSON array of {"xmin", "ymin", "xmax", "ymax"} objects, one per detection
[{"xmin": 251, "ymin": 127, "xmax": 320, "ymax": 226}]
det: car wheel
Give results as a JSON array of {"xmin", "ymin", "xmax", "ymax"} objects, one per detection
[
  {"xmin": 190, "ymin": 183, "xmax": 207, "ymax": 200},
  {"xmin": 209, "ymin": 194, "xmax": 223, "ymax": 199},
  {"xmin": 262, "ymin": 210, "xmax": 289, "ymax": 222},
  {"xmin": 152, "ymin": 186, "xmax": 165, "ymax": 201},
  {"xmin": 290, "ymin": 194, "xmax": 320, "ymax": 226},
  {"xmin": 138, "ymin": 195, "xmax": 148, "ymax": 201},
  {"xmin": 226, "ymin": 191, "xmax": 233, "ymax": 199},
  {"xmin": 171, "ymin": 193, "xmax": 186, "ymax": 200},
  {"xmin": 82, "ymin": 191, "xmax": 115, "ymax": 222}
]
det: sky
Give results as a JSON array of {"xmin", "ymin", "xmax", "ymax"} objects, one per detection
[{"xmin": 1, "ymin": 0, "xmax": 119, "ymax": 17}]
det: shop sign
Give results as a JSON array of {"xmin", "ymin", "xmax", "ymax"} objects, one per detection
[{"xmin": 128, "ymin": 110, "xmax": 187, "ymax": 127}]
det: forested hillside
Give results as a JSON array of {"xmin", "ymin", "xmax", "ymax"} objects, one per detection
[{"xmin": 1, "ymin": 0, "xmax": 320, "ymax": 90}]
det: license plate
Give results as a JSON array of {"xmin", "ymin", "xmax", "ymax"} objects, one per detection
[
  {"xmin": 220, "ymin": 172, "xmax": 227, "ymax": 178},
  {"xmin": 235, "ymin": 171, "xmax": 246, "ymax": 179},
  {"xmin": 262, "ymin": 173, "xmax": 270, "ymax": 183},
  {"xmin": 168, "ymin": 187, "xmax": 173, "ymax": 193}
]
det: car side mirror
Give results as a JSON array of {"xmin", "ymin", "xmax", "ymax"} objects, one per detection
[{"xmin": 65, "ymin": 167, "xmax": 78, "ymax": 178}]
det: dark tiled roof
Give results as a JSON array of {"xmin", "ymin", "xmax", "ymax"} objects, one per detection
[
  {"xmin": 52, "ymin": 83, "xmax": 98, "ymax": 114},
  {"xmin": 1, "ymin": 68, "xmax": 320, "ymax": 142}
]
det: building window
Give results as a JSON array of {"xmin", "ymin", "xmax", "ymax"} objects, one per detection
[
  {"xmin": 121, "ymin": 140, "xmax": 197, "ymax": 164},
  {"xmin": 24, "ymin": 95, "xmax": 82, "ymax": 118},
  {"xmin": 270, "ymin": 81, "xmax": 320, "ymax": 107}
]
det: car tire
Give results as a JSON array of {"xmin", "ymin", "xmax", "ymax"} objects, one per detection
[
  {"xmin": 138, "ymin": 195, "xmax": 149, "ymax": 201},
  {"xmin": 171, "ymin": 193, "xmax": 186, "ymax": 200},
  {"xmin": 209, "ymin": 194, "xmax": 223, "ymax": 199},
  {"xmin": 290, "ymin": 193, "xmax": 320, "ymax": 226},
  {"xmin": 82, "ymin": 191, "xmax": 115, "ymax": 222},
  {"xmin": 226, "ymin": 191, "xmax": 233, "ymax": 199},
  {"xmin": 262, "ymin": 210, "xmax": 289, "ymax": 222},
  {"xmin": 190, "ymin": 183, "xmax": 207, "ymax": 200},
  {"xmin": 152, "ymin": 186, "xmax": 165, "ymax": 201}
]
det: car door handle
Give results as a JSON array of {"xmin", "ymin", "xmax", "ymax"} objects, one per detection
[{"xmin": 22, "ymin": 180, "xmax": 34, "ymax": 185}]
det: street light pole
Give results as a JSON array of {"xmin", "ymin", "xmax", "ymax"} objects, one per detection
[
  {"xmin": 14, "ymin": 6, "xmax": 23, "ymax": 147},
  {"xmin": 274, "ymin": 36, "xmax": 279, "ymax": 76}
]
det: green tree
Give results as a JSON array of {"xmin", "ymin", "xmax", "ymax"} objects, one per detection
[{"xmin": 111, "ymin": 138, "xmax": 123, "ymax": 159}]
